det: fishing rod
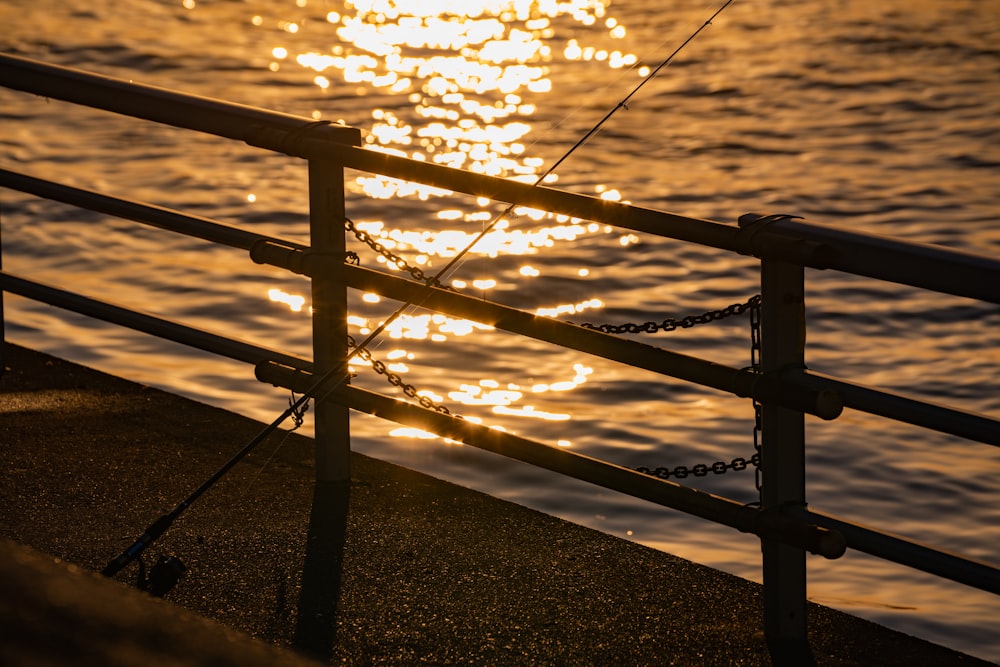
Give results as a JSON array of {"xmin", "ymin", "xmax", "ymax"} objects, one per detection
[{"xmin": 102, "ymin": 0, "xmax": 737, "ymax": 587}]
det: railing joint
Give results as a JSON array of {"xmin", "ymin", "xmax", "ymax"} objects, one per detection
[
  {"xmin": 737, "ymin": 504, "xmax": 847, "ymax": 560},
  {"xmin": 745, "ymin": 370, "xmax": 843, "ymax": 421},
  {"xmin": 738, "ymin": 212, "xmax": 832, "ymax": 268},
  {"xmin": 244, "ymin": 120, "xmax": 361, "ymax": 158},
  {"xmin": 256, "ymin": 360, "xmax": 315, "ymax": 392},
  {"xmin": 250, "ymin": 238, "xmax": 351, "ymax": 278}
]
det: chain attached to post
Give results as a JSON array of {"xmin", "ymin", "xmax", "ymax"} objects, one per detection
[
  {"xmin": 636, "ymin": 455, "xmax": 758, "ymax": 480},
  {"xmin": 345, "ymin": 290, "xmax": 763, "ymax": 485},
  {"xmin": 346, "ymin": 217, "xmax": 451, "ymax": 289},
  {"xmin": 343, "ymin": 219, "xmax": 763, "ymax": 484},
  {"xmin": 750, "ymin": 295, "xmax": 764, "ymax": 498},
  {"xmin": 632, "ymin": 295, "xmax": 763, "ymax": 482},
  {"xmin": 347, "ymin": 335, "xmax": 455, "ymax": 415},
  {"xmin": 580, "ymin": 295, "xmax": 760, "ymax": 335}
]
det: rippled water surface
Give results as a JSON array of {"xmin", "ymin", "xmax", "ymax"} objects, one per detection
[{"xmin": 2, "ymin": 0, "xmax": 999, "ymax": 661}]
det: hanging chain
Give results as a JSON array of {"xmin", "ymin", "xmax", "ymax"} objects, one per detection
[
  {"xmin": 749, "ymin": 295, "xmax": 763, "ymax": 496},
  {"xmin": 580, "ymin": 295, "xmax": 760, "ymax": 334},
  {"xmin": 635, "ymin": 456, "xmax": 757, "ymax": 480},
  {"xmin": 347, "ymin": 335, "xmax": 454, "ymax": 415},
  {"xmin": 345, "ymin": 217, "xmax": 451, "ymax": 290},
  {"xmin": 635, "ymin": 295, "xmax": 762, "ymax": 482},
  {"xmin": 344, "ymin": 220, "xmax": 762, "ymax": 433},
  {"xmin": 345, "ymin": 289, "xmax": 762, "ymax": 487}
]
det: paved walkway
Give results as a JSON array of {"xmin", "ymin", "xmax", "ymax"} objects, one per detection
[{"xmin": 0, "ymin": 343, "xmax": 990, "ymax": 665}]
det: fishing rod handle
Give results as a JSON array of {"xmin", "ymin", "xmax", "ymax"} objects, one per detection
[{"xmin": 101, "ymin": 513, "xmax": 174, "ymax": 577}]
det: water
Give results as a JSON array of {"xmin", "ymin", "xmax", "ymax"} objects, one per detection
[{"xmin": 2, "ymin": 0, "xmax": 999, "ymax": 661}]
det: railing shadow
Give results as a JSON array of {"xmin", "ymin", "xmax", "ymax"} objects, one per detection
[{"xmin": 292, "ymin": 479, "xmax": 350, "ymax": 661}]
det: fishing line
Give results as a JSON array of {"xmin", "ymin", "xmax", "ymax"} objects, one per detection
[
  {"xmin": 101, "ymin": 0, "xmax": 737, "ymax": 582},
  {"xmin": 332, "ymin": 0, "xmax": 738, "ymax": 363},
  {"xmin": 430, "ymin": 0, "xmax": 737, "ymax": 297},
  {"xmin": 465, "ymin": 20, "xmax": 691, "ymax": 299},
  {"xmin": 235, "ymin": 395, "xmax": 308, "ymax": 499},
  {"xmin": 551, "ymin": 0, "xmax": 736, "ymax": 176}
]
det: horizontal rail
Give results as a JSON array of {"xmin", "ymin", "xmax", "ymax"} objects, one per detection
[
  {"xmin": 739, "ymin": 214, "xmax": 1000, "ymax": 305},
  {"xmin": 256, "ymin": 361, "xmax": 846, "ymax": 560},
  {"xmin": 0, "ymin": 169, "xmax": 287, "ymax": 252},
  {"xmin": 261, "ymin": 138, "xmax": 1000, "ymax": 303},
  {"xmin": 249, "ymin": 240, "xmax": 842, "ymax": 420},
  {"xmin": 792, "ymin": 369, "xmax": 1000, "ymax": 447},
  {"xmin": 0, "ymin": 272, "xmax": 309, "ymax": 371},
  {"xmin": 249, "ymin": 126, "xmax": 826, "ymax": 264},
  {"xmin": 0, "ymin": 256, "xmax": 840, "ymax": 422},
  {"xmin": 0, "ymin": 166, "xmax": 841, "ymax": 421},
  {"xmin": 0, "ymin": 52, "xmax": 361, "ymax": 150},
  {"xmin": 5, "ymin": 53, "xmax": 999, "ymax": 301},
  {"xmin": 0, "ymin": 266, "xmax": 847, "ymax": 560},
  {"xmin": 5, "ymin": 170, "xmax": 993, "ymax": 445},
  {"xmin": 784, "ymin": 506, "xmax": 1000, "ymax": 595},
  {"xmin": 0, "ymin": 56, "xmax": 741, "ymax": 259},
  {"xmin": 323, "ymin": 141, "xmax": 753, "ymax": 258}
]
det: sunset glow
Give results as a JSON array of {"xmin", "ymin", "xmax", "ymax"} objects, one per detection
[{"xmin": 248, "ymin": 0, "xmax": 641, "ymax": 444}]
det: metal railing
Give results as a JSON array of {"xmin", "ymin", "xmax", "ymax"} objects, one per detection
[{"xmin": 2, "ymin": 53, "xmax": 998, "ymax": 664}]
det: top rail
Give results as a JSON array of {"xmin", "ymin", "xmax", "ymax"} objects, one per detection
[
  {"xmin": 3, "ymin": 52, "xmax": 998, "ymax": 304},
  {"xmin": 0, "ymin": 52, "xmax": 362, "ymax": 149},
  {"xmin": 739, "ymin": 213, "xmax": 1000, "ymax": 304}
]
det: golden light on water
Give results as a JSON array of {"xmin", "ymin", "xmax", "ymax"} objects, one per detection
[
  {"xmin": 351, "ymin": 217, "xmax": 613, "ymax": 262},
  {"xmin": 260, "ymin": 0, "xmax": 641, "ymax": 186},
  {"xmin": 493, "ymin": 405, "xmax": 570, "ymax": 420},
  {"xmin": 449, "ymin": 383, "xmax": 523, "ymax": 406},
  {"xmin": 535, "ymin": 298, "xmax": 603, "ymax": 318},
  {"xmin": 268, "ymin": 288, "xmax": 307, "ymax": 312},
  {"xmin": 441, "ymin": 363, "xmax": 592, "ymax": 422},
  {"xmin": 255, "ymin": 0, "xmax": 645, "ymax": 442},
  {"xmin": 343, "ymin": 312, "xmax": 495, "ymax": 341}
]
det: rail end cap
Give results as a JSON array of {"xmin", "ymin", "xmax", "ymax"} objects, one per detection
[
  {"xmin": 816, "ymin": 527, "xmax": 848, "ymax": 560},
  {"xmin": 815, "ymin": 390, "xmax": 843, "ymax": 421}
]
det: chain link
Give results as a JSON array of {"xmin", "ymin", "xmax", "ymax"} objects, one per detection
[
  {"xmin": 345, "ymin": 217, "xmax": 450, "ymax": 289},
  {"xmin": 636, "ymin": 453, "xmax": 760, "ymax": 480},
  {"xmin": 749, "ymin": 296, "xmax": 763, "ymax": 496},
  {"xmin": 579, "ymin": 295, "xmax": 761, "ymax": 335},
  {"xmin": 347, "ymin": 335, "xmax": 454, "ymax": 415}
]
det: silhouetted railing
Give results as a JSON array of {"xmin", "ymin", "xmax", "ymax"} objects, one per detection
[{"xmin": 2, "ymin": 53, "xmax": 998, "ymax": 664}]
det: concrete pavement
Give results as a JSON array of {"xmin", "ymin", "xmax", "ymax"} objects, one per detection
[{"xmin": 0, "ymin": 343, "xmax": 990, "ymax": 665}]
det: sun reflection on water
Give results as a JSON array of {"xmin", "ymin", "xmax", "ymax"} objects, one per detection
[
  {"xmin": 255, "ymin": 0, "xmax": 645, "ymax": 442},
  {"xmin": 268, "ymin": 288, "xmax": 307, "ymax": 312},
  {"xmin": 259, "ymin": 0, "xmax": 640, "ymax": 187}
]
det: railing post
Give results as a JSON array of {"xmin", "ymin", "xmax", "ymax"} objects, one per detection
[
  {"xmin": 758, "ymin": 258, "xmax": 814, "ymax": 665},
  {"xmin": 308, "ymin": 158, "xmax": 351, "ymax": 482}
]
